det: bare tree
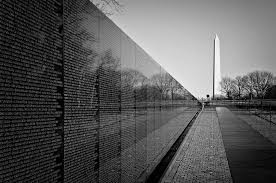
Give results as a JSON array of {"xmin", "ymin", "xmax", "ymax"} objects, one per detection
[
  {"xmin": 241, "ymin": 75, "xmax": 255, "ymax": 99},
  {"xmin": 168, "ymin": 78, "xmax": 183, "ymax": 100},
  {"xmin": 121, "ymin": 69, "xmax": 146, "ymax": 88},
  {"xmin": 231, "ymin": 76, "xmax": 246, "ymax": 99},
  {"xmin": 220, "ymin": 77, "xmax": 235, "ymax": 99},
  {"xmin": 247, "ymin": 71, "xmax": 274, "ymax": 99},
  {"xmin": 150, "ymin": 73, "xmax": 172, "ymax": 99},
  {"xmin": 90, "ymin": 0, "xmax": 123, "ymax": 16}
]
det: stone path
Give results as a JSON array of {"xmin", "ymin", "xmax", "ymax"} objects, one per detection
[
  {"xmin": 161, "ymin": 108, "xmax": 232, "ymax": 183},
  {"xmin": 216, "ymin": 107, "xmax": 276, "ymax": 183}
]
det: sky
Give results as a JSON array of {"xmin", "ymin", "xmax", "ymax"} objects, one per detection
[{"xmin": 110, "ymin": 0, "xmax": 276, "ymax": 98}]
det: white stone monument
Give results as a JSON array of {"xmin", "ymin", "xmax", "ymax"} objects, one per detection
[{"xmin": 213, "ymin": 34, "xmax": 221, "ymax": 99}]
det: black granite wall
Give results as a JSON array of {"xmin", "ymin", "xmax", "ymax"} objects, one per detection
[
  {"xmin": 0, "ymin": 0, "xmax": 199, "ymax": 182},
  {"xmin": 0, "ymin": 0, "xmax": 63, "ymax": 182}
]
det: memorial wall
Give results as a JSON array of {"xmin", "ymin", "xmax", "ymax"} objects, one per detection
[
  {"xmin": 0, "ymin": 0, "xmax": 64, "ymax": 182},
  {"xmin": 0, "ymin": 0, "xmax": 199, "ymax": 182}
]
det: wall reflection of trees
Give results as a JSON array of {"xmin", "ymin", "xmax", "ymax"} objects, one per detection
[
  {"xmin": 65, "ymin": 0, "xmax": 195, "ymax": 107},
  {"xmin": 64, "ymin": 0, "xmax": 198, "ymax": 182}
]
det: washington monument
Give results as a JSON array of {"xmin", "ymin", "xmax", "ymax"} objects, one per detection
[{"xmin": 213, "ymin": 34, "xmax": 221, "ymax": 99}]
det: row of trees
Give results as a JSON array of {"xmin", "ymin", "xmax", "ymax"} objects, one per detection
[
  {"xmin": 67, "ymin": 0, "xmax": 196, "ymax": 107},
  {"xmin": 121, "ymin": 68, "xmax": 192, "ymax": 101},
  {"xmin": 220, "ymin": 71, "xmax": 276, "ymax": 99},
  {"xmin": 95, "ymin": 50, "xmax": 193, "ymax": 101}
]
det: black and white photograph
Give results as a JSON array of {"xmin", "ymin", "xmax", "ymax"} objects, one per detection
[{"xmin": 1, "ymin": 0, "xmax": 276, "ymax": 182}]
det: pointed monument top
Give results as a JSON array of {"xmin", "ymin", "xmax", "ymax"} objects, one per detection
[{"xmin": 215, "ymin": 34, "xmax": 219, "ymax": 40}]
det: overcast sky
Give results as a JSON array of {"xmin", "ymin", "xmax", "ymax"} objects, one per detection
[{"xmin": 111, "ymin": 0, "xmax": 276, "ymax": 98}]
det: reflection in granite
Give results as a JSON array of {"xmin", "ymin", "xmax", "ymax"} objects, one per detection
[{"xmin": 0, "ymin": 0, "xmax": 199, "ymax": 182}]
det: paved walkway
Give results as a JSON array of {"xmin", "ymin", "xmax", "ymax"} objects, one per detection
[
  {"xmin": 161, "ymin": 107, "xmax": 276, "ymax": 183},
  {"xmin": 230, "ymin": 109, "xmax": 276, "ymax": 145},
  {"xmin": 161, "ymin": 108, "xmax": 232, "ymax": 183},
  {"xmin": 217, "ymin": 107, "xmax": 276, "ymax": 183}
]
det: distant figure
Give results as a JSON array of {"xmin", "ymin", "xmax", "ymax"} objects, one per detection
[{"xmin": 204, "ymin": 94, "xmax": 210, "ymax": 106}]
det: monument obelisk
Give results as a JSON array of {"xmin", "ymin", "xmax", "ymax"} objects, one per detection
[{"xmin": 213, "ymin": 34, "xmax": 221, "ymax": 99}]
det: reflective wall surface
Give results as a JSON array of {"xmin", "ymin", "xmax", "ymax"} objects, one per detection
[{"xmin": 1, "ymin": 0, "xmax": 199, "ymax": 182}]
